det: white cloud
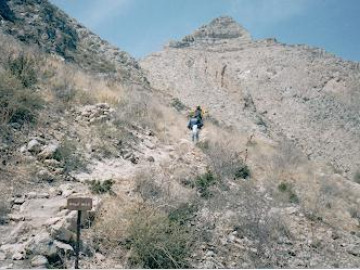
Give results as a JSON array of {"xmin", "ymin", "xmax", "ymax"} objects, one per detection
[{"xmin": 229, "ymin": 0, "xmax": 313, "ymax": 26}]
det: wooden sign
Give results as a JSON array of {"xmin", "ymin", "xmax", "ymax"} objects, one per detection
[{"xmin": 67, "ymin": 197, "xmax": 92, "ymax": 211}]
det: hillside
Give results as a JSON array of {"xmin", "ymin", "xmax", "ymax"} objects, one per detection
[
  {"xmin": 141, "ymin": 16, "xmax": 360, "ymax": 179},
  {"xmin": 0, "ymin": 3, "xmax": 360, "ymax": 269}
]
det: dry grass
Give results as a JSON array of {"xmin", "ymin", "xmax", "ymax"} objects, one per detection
[{"xmin": 91, "ymin": 196, "xmax": 193, "ymax": 268}]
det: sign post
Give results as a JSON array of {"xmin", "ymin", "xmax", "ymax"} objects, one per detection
[{"xmin": 67, "ymin": 197, "xmax": 93, "ymax": 269}]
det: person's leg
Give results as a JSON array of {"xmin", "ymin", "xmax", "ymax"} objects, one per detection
[{"xmin": 192, "ymin": 125, "xmax": 198, "ymax": 142}]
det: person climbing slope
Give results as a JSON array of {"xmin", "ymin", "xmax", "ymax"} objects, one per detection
[{"xmin": 187, "ymin": 105, "xmax": 205, "ymax": 142}]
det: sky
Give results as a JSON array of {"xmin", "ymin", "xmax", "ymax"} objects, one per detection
[{"xmin": 49, "ymin": 0, "xmax": 360, "ymax": 62}]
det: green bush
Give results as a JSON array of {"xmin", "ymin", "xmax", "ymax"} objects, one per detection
[
  {"xmin": 278, "ymin": 182, "xmax": 299, "ymax": 204},
  {"xmin": 127, "ymin": 207, "xmax": 192, "ymax": 268},
  {"xmin": 234, "ymin": 163, "xmax": 250, "ymax": 179},
  {"xmin": 0, "ymin": 72, "xmax": 43, "ymax": 125},
  {"xmin": 89, "ymin": 179, "xmax": 114, "ymax": 194},
  {"xmin": 195, "ymin": 169, "xmax": 217, "ymax": 198},
  {"xmin": 278, "ymin": 182, "xmax": 288, "ymax": 192}
]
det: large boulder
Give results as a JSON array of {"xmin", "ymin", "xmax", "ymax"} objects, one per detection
[{"xmin": 25, "ymin": 232, "xmax": 57, "ymax": 258}]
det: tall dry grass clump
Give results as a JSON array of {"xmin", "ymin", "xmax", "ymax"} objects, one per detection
[{"xmin": 91, "ymin": 197, "xmax": 193, "ymax": 268}]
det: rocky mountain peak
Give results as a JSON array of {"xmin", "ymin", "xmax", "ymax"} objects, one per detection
[
  {"xmin": 193, "ymin": 16, "xmax": 251, "ymax": 40},
  {"xmin": 167, "ymin": 16, "xmax": 251, "ymax": 48}
]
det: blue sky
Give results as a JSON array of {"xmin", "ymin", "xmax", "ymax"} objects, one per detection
[{"xmin": 50, "ymin": 0, "xmax": 360, "ymax": 62}]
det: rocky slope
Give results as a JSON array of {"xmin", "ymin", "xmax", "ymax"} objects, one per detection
[
  {"xmin": 141, "ymin": 16, "xmax": 360, "ymax": 179},
  {"xmin": 0, "ymin": 0, "xmax": 147, "ymax": 85},
  {"xmin": 1, "ymin": 3, "xmax": 360, "ymax": 269}
]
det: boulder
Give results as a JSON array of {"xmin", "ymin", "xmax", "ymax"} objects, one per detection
[
  {"xmin": 30, "ymin": 255, "xmax": 48, "ymax": 268},
  {"xmin": 26, "ymin": 192, "xmax": 37, "ymax": 199},
  {"xmin": 347, "ymin": 244, "xmax": 360, "ymax": 256},
  {"xmin": 43, "ymin": 159, "xmax": 61, "ymax": 167},
  {"xmin": 37, "ymin": 169, "xmax": 54, "ymax": 182},
  {"xmin": 38, "ymin": 143, "xmax": 59, "ymax": 159},
  {"xmin": 12, "ymin": 251, "xmax": 26, "ymax": 260},
  {"xmin": 49, "ymin": 221, "xmax": 76, "ymax": 243},
  {"xmin": 53, "ymin": 240, "xmax": 74, "ymax": 257},
  {"xmin": 25, "ymin": 232, "xmax": 57, "ymax": 258},
  {"xmin": 27, "ymin": 139, "xmax": 42, "ymax": 153},
  {"xmin": 13, "ymin": 197, "xmax": 25, "ymax": 205},
  {"xmin": 0, "ymin": 244, "xmax": 25, "ymax": 259}
]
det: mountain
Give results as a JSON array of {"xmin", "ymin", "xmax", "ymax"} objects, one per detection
[
  {"xmin": 141, "ymin": 16, "xmax": 360, "ymax": 179},
  {"xmin": 1, "ymin": 3, "xmax": 360, "ymax": 269},
  {"xmin": 0, "ymin": 0, "xmax": 147, "ymax": 85}
]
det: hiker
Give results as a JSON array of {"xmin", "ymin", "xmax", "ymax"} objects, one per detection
[
  {"xmin": 194, "ymin": 105, "xmax": 204, "ymax": 120},
  {"xmin": 187, "ymin": 116, "xmax": 202, "ymax": 142},
  {"xmin": 188, "ymin": 106, "xmax": 204, "ymax": 142}
]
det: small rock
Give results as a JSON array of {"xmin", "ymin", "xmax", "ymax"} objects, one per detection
[
  {"xmin": 0, "ymin": 251, "xmax": 6, "ymax": 261},
  {"xmin": 53, "ymin": 240, "xmax": 74, "ymax": 257},
  {"xmin": 38, "ymin": 143, "xmax": 59, "ymax": 159},
  {"xmin": 12, "ymin": 251, "xmax": 25, "ymax": 260},
  {"xmin": 19, "ymin": 145, "xmax": 27, "ymax": 153},
  {"xmin": 43, "ymin": 159, "xmax": 61, "ymax": 167},
  {"xmin": 13, "ymin": 197, "xmax": 25, "ymax": 205},
  {"xmin": 27, "ymin": 139, "xmax": 42, "ymax": 153},
  {"xmin": 146, "ymin": 156, "xmax": 155, "ymax": 162},
  {"xmin": 347, "ymin": 244, "xmax": 360, "ymax": 256},
  {"xmin": 9, "ymin": 214, "xmax": 25, "ymax": 222},
  {"xmin": 37, "ymin": 169, "xmax": 54, "ymax": 182},
  {"xmin": 37, "ymin": 193, "xmax": 50, "ymax": 199},
  {"xmin": 206, "ymin": 251, "xmax": 215, "ymax": 257},
  {"xmin": 49, "ymin": 188, "xmax": 62, "ymax": 196},
  {"xmin": 144, "ymin": 141, "xmax": 155, "ymax": 149},
  {"xmin": 26, "ymin": 192, "xmax": 37, "ymax": 199},
  {"xmin": 130, "ymin": 156, "xmax": 139, "ymax": 164},
  {"xmin": 30, "ymin": 255, "xmax": 48, "ymax": 268},
  {"xmin": 95, "ymin": 253, "xmax": 105, "ymax": 262}
]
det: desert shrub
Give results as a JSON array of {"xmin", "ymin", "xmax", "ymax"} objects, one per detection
[
  {"xmin": 89, "ymin": 179, "xmax": 114, "ymax": 194},
  {"xmin": 171, "ymin": 98, "xmax": 186, "ymax": 112},
  {"xmin": 53, "ymin": 138, "xmax": 86, "ymax": 173},
  {"xmin": 195, "ymin": 169, "xmax": 217, "ymax": 198},
  {"xmin": 126, "ymin": 206, "xmax": 192, "ymax": 268},
  {"xmin": 196, "ymin": 140, "xmax": 209, "ymax": 151},
  {"xmin": 353, "ymin": 171, "xmax": 360, "ymax": 184},
  {"xmin": 234, "ymin": 163, "xmax": 250, "ymax": 179},
  {"xmin": 168, "ymin": 203, "xmax": 198, "ymax": 225},
  {"xmin": 7, "ymin": 52, "xmax": 38, "ymax": 88},
  {"xmin": 0, "ymin": 201, "xmax": 10, "ymax": 225},
  {"xmin": 278, "ymin": 182, "xmax": 299, "ymax": 204},
  {"xmin": 133, "ymin": 169, "xmax": 163, "ymax": 203},
  {"xmin": 199, "ymin": 138, "xmax": 249, "ymax": 180},
  {"xmin": 0, "ymin": 71, "xmax": 44, "ymax": 125}
]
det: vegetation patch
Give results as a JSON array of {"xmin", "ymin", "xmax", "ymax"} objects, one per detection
[
  {"xmin": 278, "ymin": 182, "xmax": 299, "ymax": 204},
  {"xmin": 126, "ymin": 206, "xmax": 192, "ymax": 269},
  {"xmin": 171, "ymin": 98, "xmax": 186, "ymax": 112},
  {"xmin": 195, "ymin": 169, "xmax": 217, "ymax": 198},
  {"xmin": 0, "ymin": 72, "xmax": 44, "ymax": 125},
  {"xmin": 89, "ymin": 179, "xmax": 114, "ymax": 195},
  {"xmin": 353, "ymin": 171, "xmax": 360, "ymax": 184},
  {"xmin": 168, "ymin": 203, "xmax": 198, "ymax": 225},
  {"xmin": 234, "ymin": 163, "xmax": 250, "ymax": 179},
  {"xmin": 53, "ymin": 138, "xmax": 86, "ymax": 173}
]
